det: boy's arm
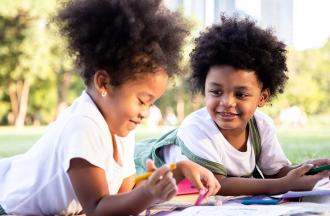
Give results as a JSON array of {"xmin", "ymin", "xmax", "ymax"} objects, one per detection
[
  {"xmin": 266, "ymin": 165, "xmax": 298, "ymax": 178},
  {"xmin": 215, "ymin": 174, "xmax": 290, "ymax": 195},
  {"xmin": 269, "ymin": 158, "xmax": 330, "ymax": 178},
  {"xmin": 214, "ymin": 163, "xmax": 329, "ymax": 196}
]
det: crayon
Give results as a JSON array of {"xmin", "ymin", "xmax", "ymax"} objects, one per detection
[
  {"xmin": 241, "ymin": 199, "xmax": 280, "ymax": 205},
  {"xmin": 194, "ymin": 188, "xmax": 208, "ymax": 206},
  {"xmin": 135, "ymin": 163, "xmax": 176, "ymax": 184},
  {"xmin": 306, "ymin": 164, "xmax": 330, "ymax": 175}
]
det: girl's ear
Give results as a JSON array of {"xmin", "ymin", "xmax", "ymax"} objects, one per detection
[
  {"xmin": 258, "ymin": 88, "xmax": 270, "ymax": 107},
  {"xmin": 93, "ymin": 70, "xmax": 111, "ymax": 95}
]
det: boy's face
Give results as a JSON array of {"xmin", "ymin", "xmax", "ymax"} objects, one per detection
[
  {"xmin": 204, "ymin": 65, "xmax": 269, "ymax": 134},
  {"xmin": 99, "ymin": 69, "xmax": 168, "ymax": 137}
]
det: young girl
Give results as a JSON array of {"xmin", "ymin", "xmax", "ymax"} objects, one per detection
[
  {"xmin": 0, "ymin": 0, "xmax": 219, "ymax": 215},
  {"xmin": 135, "ymin": 15, "xmax": 330, "ymax": 196}
]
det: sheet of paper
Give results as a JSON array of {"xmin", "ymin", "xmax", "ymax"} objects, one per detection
[
  {"xmin": 168, "ymin": 205, "xmax": 300, "ymax": 216},
  {"xmin": 272, "ymin": 178, "xmax": 330, "ymax": 199}
]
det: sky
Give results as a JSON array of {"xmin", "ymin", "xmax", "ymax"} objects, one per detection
[{"xmin": 236, "ymin": 0, "xmax": 330, "ymax": 50}]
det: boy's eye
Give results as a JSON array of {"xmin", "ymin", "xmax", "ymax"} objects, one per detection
[
  {"xmin": 209, "ymin": 89, "xmax": 222, "ymax": 96},
  {"xmin": 236, "ymin": 92, "xmax": 249, "ymax": 99}
]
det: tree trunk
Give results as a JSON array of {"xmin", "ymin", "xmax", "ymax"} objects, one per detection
[
  {"xmin": 176, "ymin": 93, "xmax": 185, "ymax": 123},
  {"xmin": 14, "ymin": 79, "xmax": 30, "ymax": 129},
  {"xmin": 56, "ymin": 70, "xmax": 72, "ymax": 117},
  {"xmin": 8, "ymin": 82, "xmax": 19, "ymax": 125}
]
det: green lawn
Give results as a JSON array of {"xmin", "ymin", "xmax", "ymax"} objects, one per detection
[{"xmin": 1, "ymin": 125, "xmax": 330, "ymax": 164}]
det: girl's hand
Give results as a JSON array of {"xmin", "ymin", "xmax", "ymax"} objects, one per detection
[
  {"xmin": 283, "ymin": 164, "xmax": 330, "ymax": 191},
  {"xmin": 142, "ymin": 161, "xmax": 177, "ymax": 204},
  {"xmin": 177, "ymin": 160, "xmax": 221, "ymax": 196}
]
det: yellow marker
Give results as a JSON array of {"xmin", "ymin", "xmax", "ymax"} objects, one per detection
[{"xmin": 135, "ymin": 163, "xmax": 176, "ymax": 184}]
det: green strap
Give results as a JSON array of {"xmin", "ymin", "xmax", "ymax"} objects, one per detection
[
  {"xmin": 0, "ymin": 204, "xmax": 6, "ymax": 215},
  {"xmin": 178, "ymin": 138, "xmax": 227, "ymax": 176},
  {"xmin": 249, "ymin": 116, "xmax": 263, "ymax": 178},
  {"xmin": 178, "ymin": 116, "xmax": 262, "ymax": 177},
  {"xmin": 134, "ymin": 116, "xmax": 262, "ymax": 178},
  {"xmin": 249, "ymin": 116, "xmax": 261, "ymax": 161}
]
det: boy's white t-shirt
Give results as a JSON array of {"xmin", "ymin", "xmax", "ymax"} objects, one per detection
[
  {"xmin": 163, "ymin": 107, "xmax": 291, "ymax": 177},
  {"xmin": 0, "ymin": 91, "xmax": 136, "ymax": 215}
]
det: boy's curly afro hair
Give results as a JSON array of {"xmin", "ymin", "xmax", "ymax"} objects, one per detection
[
  {"xmin": 189, "ymin": 15, "xmax": 288, "ymax": 99},
  {"xmin": 57, "ymin": 0, "xmax": 189, "ymax": 86}
]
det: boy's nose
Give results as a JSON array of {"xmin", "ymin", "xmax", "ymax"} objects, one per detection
[{"xmin": 220, "ymin": 95, "xmax": 236, "ymax": 107}]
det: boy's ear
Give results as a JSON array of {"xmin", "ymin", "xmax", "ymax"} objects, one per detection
[
  {"xmin": 258, "ymin": 88, "xmax": 270, "ymax": 107},
  {"xmin": 93, "ymin": 70, "xmax": 111, "ymax": 93}
]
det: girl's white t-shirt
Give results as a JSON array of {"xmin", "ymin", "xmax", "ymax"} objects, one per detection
[
  {"xmin": 0, "ymin": 91, "xmax": 136, "ymax": 215},
  {"xmin": 163, "ymin": 107, "xmax": 291, "ymax": 177}
]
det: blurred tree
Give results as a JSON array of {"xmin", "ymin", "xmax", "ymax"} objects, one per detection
[
  {"xmin": 156, "ymin": 10, "xmax": 201, "ymax": 122},
  {"xmin": 0, "ymin": 0, "xmax": 80, "ymax": 127},
  {"xmin": 263, "ymin": 42, "xmax": 330, "ymax": 117},
  {"xmin": 0, "ymin": 9, "xmax": 34, "ymax": 128}
]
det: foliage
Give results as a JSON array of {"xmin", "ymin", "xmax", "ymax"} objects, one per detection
[
  {"xmin": 262, "ymin": 42, "xmax": 330, "ymax": 117},
  {"xmin": 0, "ymin": 1, "xmax": 330, "ymax": 126},
  {"xmin": 0, "ymin": 0, "xmax": 81, "ymax": 126}
]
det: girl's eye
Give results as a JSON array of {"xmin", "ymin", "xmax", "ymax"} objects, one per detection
[
  {"xmin": 138, "ymin": 98, "xmax": 145, "ymax": 105},
  {"xmin": 138, "ymin": 98, "xmax": 154, "ymax": 108}
]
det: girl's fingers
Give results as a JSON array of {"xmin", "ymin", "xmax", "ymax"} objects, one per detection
[
  {"xmin": 161, "ymin": 180, "xmax": 177, "ymax": 199},
  {"xmin": 149, "ymin": 166, "xmax": 170, "ymax": 184},
  {"xmin": 146, "ymin": 159, "xmax": 157, "ymax": 172}
]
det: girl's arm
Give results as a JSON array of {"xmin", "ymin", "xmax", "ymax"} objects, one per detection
[
  {"xmin": 118, "ymin": 175, "xmax": 135, "ymax": 193},
  {"xmin": 68, "ymin": 158, "xmax": 176, "ymax": 216},
  {"xmin": 215, "ymin": 164, "xmax": 330, "ymax": 196}
]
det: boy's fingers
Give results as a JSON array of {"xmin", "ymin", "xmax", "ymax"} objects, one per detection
[
  {"xmin": 312, "ymin": 159, "xmax": 330, "ymax": 166},
  {"xmin": 298, "ymin": 164, "xmax": 314, "ymax": 175},
  {"xmin": 318, "ymin": 170, "xmax": 330, "ymax": 178}
]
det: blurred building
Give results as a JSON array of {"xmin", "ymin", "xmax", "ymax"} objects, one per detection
[
  {"xmin": 260, "ymin": 0, "xmax": 293, "ymax": 46},
  {"xmin": 164, "ymin": 0, "xmax": 330, "ymax": 50},
  {"xmin": 164, "ymin": 0, "xmax": 237, "ymax": 26}
]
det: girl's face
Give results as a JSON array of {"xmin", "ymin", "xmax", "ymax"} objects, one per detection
[
  {"xmin": 204, "ymin": 65, "xmax": 269, "ymax": 135},
  {"xmin": 96, "ymin": 70, "xmax": 168, "ymax": 137}
]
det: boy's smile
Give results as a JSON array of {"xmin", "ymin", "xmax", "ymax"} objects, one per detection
[{"xmin": 204, "ymin": 65, "xmax": 269, "ymax": 137}]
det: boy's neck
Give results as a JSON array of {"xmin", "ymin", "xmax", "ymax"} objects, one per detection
[{"xmin": 220, "ymin": 126, "xmax": 249, "ymax": 152}]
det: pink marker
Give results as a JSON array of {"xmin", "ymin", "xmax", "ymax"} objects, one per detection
[{"xmin": 194, "ymin": 188, "xmax": 208, "ymax": 206}]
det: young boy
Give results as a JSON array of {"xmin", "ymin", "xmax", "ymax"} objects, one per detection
[
  {"xmin": 0, "ymin": 0, "xmax": 219, "ymax": 215},
  {"xmin": 135, "ymin": 15, "xmax": 330, "ymax": 196}
]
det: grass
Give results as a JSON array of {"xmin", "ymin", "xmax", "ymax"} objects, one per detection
[{"xmin": 1, "ymin": 124, "xmax": 330, "ymax": 164}]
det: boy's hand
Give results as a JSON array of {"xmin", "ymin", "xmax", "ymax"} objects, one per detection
[
  {"xmin": 303, "ymin": 159, "xmax": 330, "ymax": 179},
  {"xmin": 303, "ymin": 158, "xmax": 330, "ymax": 167},
  {"xmin": 284, "ymin": 164, "xmax": 330, "ymax": 191},
  {"xmin": 177, "ymin": 160, "xmax": 221, "ymax": 196},
  {"xmin": 143, "ymin": 161, "xmax": 177, "ymax": 204}
]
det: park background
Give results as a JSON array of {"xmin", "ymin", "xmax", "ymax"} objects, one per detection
[{"xmin": 0, "ymin": 0, "xmax": 330, "ymax": 164}]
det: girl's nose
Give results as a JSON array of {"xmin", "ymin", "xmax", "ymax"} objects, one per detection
[{"xmin": 138, "ymin": 107, "xmax": 150, "ymax": 120}]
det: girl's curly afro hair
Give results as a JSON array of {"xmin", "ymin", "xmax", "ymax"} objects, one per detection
[
  {"xmin": 189, "ymin": 15, "xmax": 288, "ymax": 99},
  {"xmin": 57, "ymin": 0, "xmax": 189, "ymax": 86}
]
